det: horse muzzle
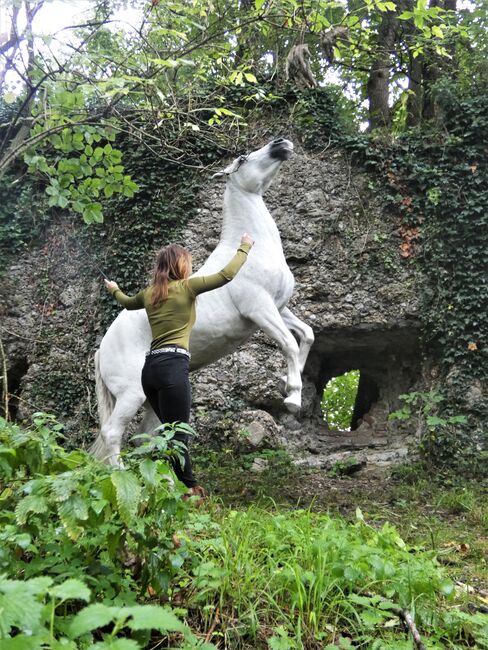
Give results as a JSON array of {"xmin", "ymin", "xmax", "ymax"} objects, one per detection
[{"xmin": 269, "ymin": 138, "xmax": 294, "ymax": 161}]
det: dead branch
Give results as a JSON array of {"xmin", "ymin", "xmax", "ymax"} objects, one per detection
[
  {"xmin": 0, "ymin": 334, "xmax": 9, "ymax": 420},
  {"xmin": 456, "ymin": 581, "xmax": 488, "ymax": 599},
  {"xmin": 204, "ymin": 607, "xmax": 220, "ymax": 644},
  {"xmin": 285, "ymin": 43, "xmax": 316, "ymax": 89},
  {"xmin": 320, "ymin": 26, "xmax": 349, "ymax": 63},
  {"xmin": 362, "ymin": 591, "xmax": 426, "ymax": 650},
  {"xmin": 400, "ymin": 609, "xmax": 426, "ymax": 650}
]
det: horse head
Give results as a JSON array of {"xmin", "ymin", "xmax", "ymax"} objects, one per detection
[{"xmin": 212, "ymin": 138, "xmax": 294, "ymax": 194}]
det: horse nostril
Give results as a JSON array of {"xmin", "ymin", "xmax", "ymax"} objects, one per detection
[{"xmin": 272, "ymin": 138, "xmax": 285, "ymax": 144}]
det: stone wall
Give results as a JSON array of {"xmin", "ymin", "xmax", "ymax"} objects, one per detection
[
  {"xmin": 183, "ymin": 143, "xmax": 422, "ymax": 469},
  {"xmin": 1, "ymin": 140, "xmax": 423, "ymax": 467}
]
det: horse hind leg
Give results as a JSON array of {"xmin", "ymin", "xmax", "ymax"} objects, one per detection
[
  {"xmin": 100, "ymin": 391, "xmax": 146, "ymax": 466},
  {"xmin": 280, "ymin": 307, "xmax": 314, "ymax": 372},
  {"xmin": 134, "ymin": 402, "xmax": 160, "ymax": 440},
  {"xmin": 241, "ymin": 292, "xmax": 302, "ymax": 413}
]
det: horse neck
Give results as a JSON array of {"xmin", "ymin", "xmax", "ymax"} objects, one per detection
[{"xmin": 221, "ymin": 184, "xmax": 281, "ymax": 245}]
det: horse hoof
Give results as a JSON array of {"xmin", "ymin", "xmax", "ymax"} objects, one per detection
[{"xmin": 284, "ymin": 395, "xmax": 301, "ymax": 414}]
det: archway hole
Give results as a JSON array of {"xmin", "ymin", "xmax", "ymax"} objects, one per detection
[{"xmin": 321, "ymin": 369, "xmax": 360, "ymax": 432}]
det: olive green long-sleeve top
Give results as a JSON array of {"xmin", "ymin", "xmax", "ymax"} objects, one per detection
[{"xmin": 110, "ymin": 243, "xmax": 251, "ymax": 351}]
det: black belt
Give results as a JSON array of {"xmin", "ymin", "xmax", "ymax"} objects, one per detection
[{"xmin": 146, "ymin": 346, "xmax": 190, "ymax": 358}]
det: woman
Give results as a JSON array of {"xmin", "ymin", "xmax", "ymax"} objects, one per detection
[{"xmin": 104, "ymin": 233, "xmax": 254, "ymax": 498}]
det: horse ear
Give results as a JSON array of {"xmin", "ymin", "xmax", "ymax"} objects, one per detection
[
  {"xmin": 223, "ymin": 160, "xmax": 240, "ymax": 175},
  {"xmin": 211, "ymin": 158, "xmax": 241, "ymax": 180}
]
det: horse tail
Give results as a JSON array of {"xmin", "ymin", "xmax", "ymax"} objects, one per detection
[{"xmin": 90, "ymin": 349, "xmax": 114, "ymax": 460}]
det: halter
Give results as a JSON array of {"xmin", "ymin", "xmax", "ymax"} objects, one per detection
[{"xmin": 228, "ymin": 153, "xmax": 249, "ymax": 175}]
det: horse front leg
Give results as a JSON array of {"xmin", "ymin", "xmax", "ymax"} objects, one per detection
[
  {"xmin": 240, "ymin": 293, "xmax": 302, "ymax": 413},
  {"xmin": 280, "ymin": 306, "xmax": 314, "ymax": 372}
]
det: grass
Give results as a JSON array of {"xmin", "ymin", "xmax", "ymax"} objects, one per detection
[
  {"xmin": 178, "ymin": 501, "xmax": 488, "ymax": 648},
  {"xmin": 192, "ymin": 445, "xmax": 488, "ymax": 593},
  {"xmin": 1, "ymin": 414, "xmax": 486, "ymax": 649}
]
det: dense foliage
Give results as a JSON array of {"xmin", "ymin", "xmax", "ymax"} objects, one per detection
[
  {"xmin": 348, "ymin": 82, "xmax": 488, "ymax": 470},
  {"xmin": 0, "ymin": 413, "xmax": 215, "ymax": 648},
  {"xmin": 1, "ymin": 415, "xmax": 487, "ymax": 648},
  {"xmin": 1, "ymin": 0, "xmax": 485, "ymax": 221},
  {"xmin": 321, "ymin": 370, "xmax": 360, "ymax": 431}
]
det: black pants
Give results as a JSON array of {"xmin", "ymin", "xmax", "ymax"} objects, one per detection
[{"xmin": 141, "ymin": 352, "xmax": 197, "ymax": 488}]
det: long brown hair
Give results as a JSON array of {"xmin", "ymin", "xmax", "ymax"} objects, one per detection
[{"xmin": 151, "ymin": 244, "xmax": 192, "ymax": 305}]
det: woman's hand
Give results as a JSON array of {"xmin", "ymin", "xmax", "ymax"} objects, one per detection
[
  {"xmin": 104, "ymin": 279, "xmax": 119, "ymax": 293},
  {"xmin": 241, "ymin": 233, "xmax": 254, "ymax": 247}
]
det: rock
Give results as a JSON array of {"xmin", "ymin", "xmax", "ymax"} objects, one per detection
[
  {"xmin": 250, "ymin": 457, "xmax": 269, "ymax": 473},
  {"xmin": 233, "ymin": 410, "xmax": 281, "ymax": 450},
  {"xmin": 464, "ymin": 380, "xmax": 484, "ymax": 409}
]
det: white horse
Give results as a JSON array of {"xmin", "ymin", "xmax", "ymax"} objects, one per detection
[{"xmin": 91, "ymin": 138, "xmax": 314, "ymax": 463}]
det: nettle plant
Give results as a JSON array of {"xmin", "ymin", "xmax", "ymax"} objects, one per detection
[
  {"xmin": 0, "ymin": 574, "xmax": 214, "ymax": 650},
  {"xmin": 0, "ymin": 413, "xmax": 211, "ymax": 649},
  {"xmin": 389, "ymin": 391, "xmax": 467, "ymax": 464}
]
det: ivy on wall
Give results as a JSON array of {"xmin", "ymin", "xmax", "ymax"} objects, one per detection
[
  {"xmin": 346, "ymin": 82, "xmax": 487, "ymax": 470},
  {"xmin": 0, "ymin": 169, "xmax": 49, "ymax": 262}
]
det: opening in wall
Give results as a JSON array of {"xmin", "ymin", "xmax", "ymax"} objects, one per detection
[
  {"xmin": 3, "ymin": 357, "xmax": 28, "ymax": 420},
  {"xmin": 319, "ymin": 367, "xmax": 381, "ymax": 432},
  {"xmin": 321, "ymin": 369, "xmax": 360, "ymax": 431}
]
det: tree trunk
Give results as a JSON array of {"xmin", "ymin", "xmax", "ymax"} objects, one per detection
[
  {"xmin": 406, "ymin": 54, "xmax": 423, "ymax": 126},
  {"xmin": 422, "ymin": 0, "xmax": 456, "ymax": 120},
  {"xmin": 234, "ymin": 0, "xmax": 257, "ymax": 70},
  {"xmin": 367, "ymin": 11, "xmax": 398, "ymax": 129}
]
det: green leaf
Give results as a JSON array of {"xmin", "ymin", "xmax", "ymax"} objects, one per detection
[
  {"xmin": 91, "ymin": 498, "xmax": 109, "ymax": 514},
  {"xmin": 15, "ymin": 495, "xmax": 48, "ymax": 525},
  {"xmin": 91, "ymin": 640, "xmax": 139, "ymax": 650},
  {"xmin": 69, "ymin": 603, "xmax": 118, "ymax": 637},
  {"xmin": 57, "ymin": 194, "xmax": 69, "ymax": 209},
  {"xmin": 3, "ymin": 92, "xmax": 17, "ymax": 105},
  {"xmin": 0, "ymin": 577, "xmax": 52, "ymax": 636},
  {"xmin": 0, "ymin": 635, "xmax": 50, "ymax": 649},
  {"xmin": 126, "ymin": 605, "xmax": 187, "ymax": 632},
  {"xmin": 426, "ymin": 415, "xmax": 446, "ymax": 428},
  {"xmin": 448, "ymin": 415, "xmax": 467, "ymax": 425},
  {"xmin": 139, "ymin": 459, "xmax": 157, "ymax": 486},
  {"xmin": 440, "ymin": 579, "xmax": 454, "ymax": 595},
  {"xmin": 51, "ymin": 578, "xmax": 91, "ymax": 603},
  {"xmin": 244, "ymin": 72, "xmax": 258, "ymax": 83},
  {"xmin": 51, "ymin": 640, "xmax": 77, "ymax": 650},
  {"xmin": 111, "ymin": 470, "xmax": 141, "ymax": 522}
]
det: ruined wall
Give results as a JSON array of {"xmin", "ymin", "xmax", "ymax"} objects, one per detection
[
  {"xmin": 1, "ymin": 141, "xmax": 423, "ymax": 468},
  {"xmin": 184, "ymin": 143, "xmax": 422, "ymax": 469}
]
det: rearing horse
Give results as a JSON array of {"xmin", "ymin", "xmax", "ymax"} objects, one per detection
[{"xmin": 91, "ymin": 138, "xmax": 314, "ymax": 463}]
